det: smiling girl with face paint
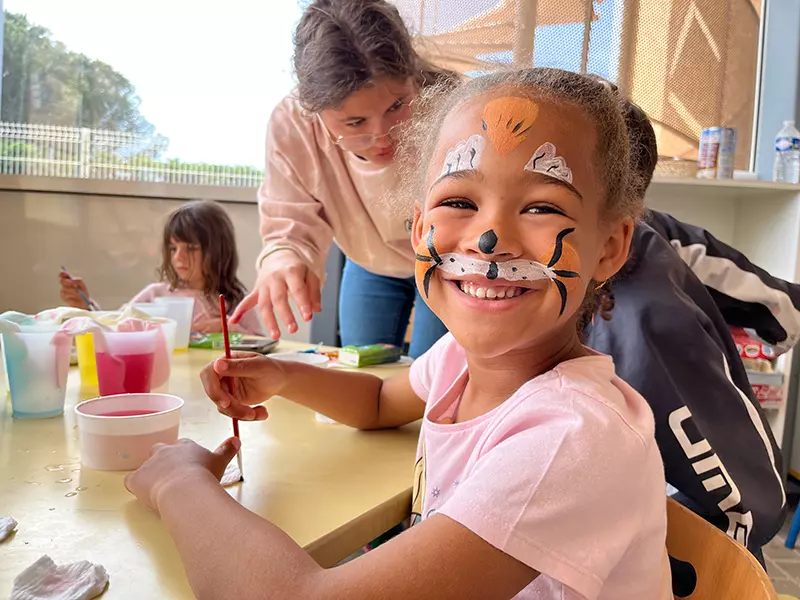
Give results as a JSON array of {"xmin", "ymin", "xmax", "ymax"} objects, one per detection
[{"xmin": 126, "ymin": 70, "xmax": 671, "ymax": 600}]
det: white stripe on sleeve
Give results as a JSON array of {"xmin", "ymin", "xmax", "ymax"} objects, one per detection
[
  {"xmin": 722, "ymin": 352, "xmax": 786, "ymax": 510},
  {"xmin": 672, "ymin": 242, "xmax": 800, "ymax": 353}
]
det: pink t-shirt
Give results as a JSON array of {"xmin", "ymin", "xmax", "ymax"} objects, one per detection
[
  {"xmin": 130, "ymin": 283, "xmax": 264, "ymax": 335},
  {"xmin": 409, "ymin": 334, "xmax": 671, "ymax": 600},
  {"xmin": 257, "ymin": 94, "xmax": 415, "ymax": 282}
]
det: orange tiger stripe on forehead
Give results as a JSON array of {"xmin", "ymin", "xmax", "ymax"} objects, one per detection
[{"xmin": 482, "ymin": 97, "xmax": 539, "ymax": 156}]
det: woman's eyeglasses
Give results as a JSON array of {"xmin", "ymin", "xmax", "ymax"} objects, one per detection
[
  {"xmin": 317, "ymin": 101, "xmax": 413, "ymax": 152},
  {"xmin": 329, "ymin": 124, "xmax": 405, "ymax": 152}
]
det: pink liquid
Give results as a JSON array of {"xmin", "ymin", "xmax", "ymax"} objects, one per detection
[
  {"xmin": 99, "ymin": 409, "xmax": 161, "ymax": 417},
  {"xmin": 96, "ymin": 351, "xmax": 155, "ymax": 396}
]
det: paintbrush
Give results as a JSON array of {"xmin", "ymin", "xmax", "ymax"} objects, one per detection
[
  {"xmin": 60, "ymin": 265, "xmax": 98, "ymax": 311},
  {"xmin": 219, "ymin": 294, "xmax": 244, "ymax": 482}
]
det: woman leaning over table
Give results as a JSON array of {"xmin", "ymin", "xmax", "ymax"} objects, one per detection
[{"xmin": 231, "ymin": 0, "xmax": 457, "ymax": 358}]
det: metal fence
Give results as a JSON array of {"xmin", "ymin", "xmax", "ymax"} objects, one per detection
[{"xmin": 0, "ymin": 122, "xmax": 263, "ymax": 188}]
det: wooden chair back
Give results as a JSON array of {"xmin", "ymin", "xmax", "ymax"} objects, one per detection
[{"xmin": 666, "ymin": 497, "xmax": 777, "ymax": 599}]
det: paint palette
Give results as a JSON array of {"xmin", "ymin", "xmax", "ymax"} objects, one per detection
[{"xmin": 75, "ymin": 393, "xmax": 184, "ymax": 471}]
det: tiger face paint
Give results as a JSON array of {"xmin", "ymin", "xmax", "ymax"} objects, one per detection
[
  {"xmin": 524, "ymin": 142, "xmax": 573, "ymax": 184},
  {"xmin": 440, "ymin": 134, "xmax": 486, "ymax": 177},
  {"xmin": 416, "ymin": 225, "xmax": 581, "ymax": 316},
  {"xmin": 415, "ymin": 225, "xmax": 443, "ymax": 299},
  {"xmin": 419, "ymin": 95, "xmax": 589, "ymax": 320},
  {"xmin": 481, "ymin": 97, "xmax": 539, "ymax": 156}
]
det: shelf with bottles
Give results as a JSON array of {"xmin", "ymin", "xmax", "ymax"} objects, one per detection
[{"xmin": 732, "ymin": 327, "xmax": 785, "ymax": 410}]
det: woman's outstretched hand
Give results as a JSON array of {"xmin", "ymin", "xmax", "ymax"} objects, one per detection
[{"xmin": 231, "ymin": 250, "xmax": 321, "ymax": 340}]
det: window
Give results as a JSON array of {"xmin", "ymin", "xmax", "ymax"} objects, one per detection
[
  {"xmin": 399, "ymin": 0, "xmax": 762, "ymax": 170},
  {"xmin": 1, "ymin": 0, "xmax": 303, "ymax": 186},
  {"xmin": 4, "ymin": 1, "xmax": 762, "ymax": 183}
]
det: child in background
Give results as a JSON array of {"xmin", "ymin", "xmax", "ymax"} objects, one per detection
[
  {"xmin": 124, "ymin": 69, "xmax": 670, "ymax": 599},
  {"xmin": 58, "ymin": 200, "xmax": 263, "ymax": 335}
]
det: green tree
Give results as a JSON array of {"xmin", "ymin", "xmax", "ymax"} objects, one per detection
[
  {"xmin": 2, "ymin": 11, "xmax": 158, "ymax": 139},
  {"xmin": 0, "ymin": 11, "xmax": 264, "ymax": 184}
]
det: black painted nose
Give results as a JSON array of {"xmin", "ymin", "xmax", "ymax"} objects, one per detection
[{"xmin": 478, "ymin": 229, "xmax": 498, "ymax": 254}]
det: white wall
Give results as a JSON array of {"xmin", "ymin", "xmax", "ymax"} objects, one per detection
[{"xmin": 0, "ymin": 188, "xmax": 312, "ymax": 343}]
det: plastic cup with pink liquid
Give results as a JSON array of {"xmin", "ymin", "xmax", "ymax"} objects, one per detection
[
  {"xmin": 1, "ymin": 326, "xmax": 72, "ymax": 419},
  {"xmin": 154, "ymin": 297, "xmax": 194, "ymax": 351},
  {"xmin": 75, "ymin": 393, "xmax": 184, "ymax": 470},
  {"xmin": 95, "ymin": 329, "xmax": 160, "ymax": 396}
]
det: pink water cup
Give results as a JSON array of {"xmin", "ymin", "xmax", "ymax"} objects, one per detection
[
  {"xmin": 95, "ymin": 329, "xmax": 159, "ymax": 396},
  {"xmin": 75, "ymin": 393, "xmax": 184, "ymax": 470}
]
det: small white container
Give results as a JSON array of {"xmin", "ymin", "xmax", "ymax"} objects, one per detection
[
  {"xmin": 154, "ymin": 297, "xmax": 195, "ymax": 351},
  {"xmin": 75, "ymin": 393, "xmax": 184, "ymax": 471},
  {"xmin": 151, "ymin": 318, "xmax": 177, "ymax": 388},
  {"xmin": 129, "ymin": 303, "xmax": 170, "ymax": 319},
  {"xmin": 159, "ymin": 319, "xmax": 177, "ymax": 356}
]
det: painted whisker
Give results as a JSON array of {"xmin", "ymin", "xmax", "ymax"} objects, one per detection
[
  {"xmin": 416, "ymin": 225, "xmax": 443, "ymax": 298},
  {"xmin": 416, "ymin": 226, "xmax": 581, "ymax": 316}
]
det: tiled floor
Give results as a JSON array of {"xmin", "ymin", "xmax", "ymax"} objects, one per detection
[{"xmin": 765, "ymin": 510, "xmax": 800, "ymax": 597}]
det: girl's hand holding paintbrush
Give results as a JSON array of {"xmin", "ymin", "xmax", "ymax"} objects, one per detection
[
  {"xmin": 202, "ymin": 352, "xmax": 290, "ymax": 421},
  {"xmin": 201, "ymin": 351, "xmax": 388, "ymax": 430}
]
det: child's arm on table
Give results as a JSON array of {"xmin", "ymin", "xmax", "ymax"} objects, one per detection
[
  {"xmin": 125, "ymin": 438, "xmax": 537, "ymax": 600},
  {"xmin": 201, "ymin": 352, "xmax": 424, "ymax": 429}
]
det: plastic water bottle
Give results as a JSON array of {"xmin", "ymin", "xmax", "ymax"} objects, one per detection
[{"xmin": 773, "ymin": 120, "xmax": 800, "ymax": 183}]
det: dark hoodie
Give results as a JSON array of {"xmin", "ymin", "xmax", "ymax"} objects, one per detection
[{"xmin": 585, "ymin": 210, "xmax": 797, "ymax": 557}]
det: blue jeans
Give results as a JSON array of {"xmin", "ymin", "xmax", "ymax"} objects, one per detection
[{"xmin": 338, "ymin": 259, "xmax": 447, "ymax": 358}]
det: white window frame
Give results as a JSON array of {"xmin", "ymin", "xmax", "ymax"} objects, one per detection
[{"xmin": 753, "ymin": 0, "xmax": 800, "ymax": 177}]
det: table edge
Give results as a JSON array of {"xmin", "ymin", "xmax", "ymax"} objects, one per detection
[{"xmin": 305, "ymin": 487, "xmax": 413, "ymax": 568}]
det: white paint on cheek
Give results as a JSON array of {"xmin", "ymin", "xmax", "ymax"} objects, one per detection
[
  {"xmin": 440, "ymin": 134, "xmax": 487, "ymax": 177},
  {"xmin": 524, "ymin": 142, "xmax": 573, "ymax": 184}
]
